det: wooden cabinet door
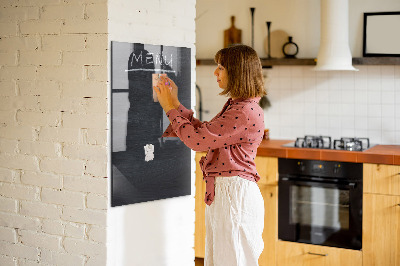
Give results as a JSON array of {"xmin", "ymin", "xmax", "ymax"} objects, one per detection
[
  {"xmin": 364, "ymin": 164, "xmax": 400, "ymax": 196},
  {"xmin": 363, "ymin": 193, "xmax": 400, "ymax": 266},
  {"xmin": 255, "ymin": 156, "xmax": 278, "ymax": 186},
  {"xmin": 259, "ymin": 185, "xmax": 278, "ymax": 266},
  {"xmin": 195, "ymin": 152, "xmax": 207, "ymax": 258},
  {"xmin": 276, "ymin": 241, "xmax": 362, "ymax": 266}
]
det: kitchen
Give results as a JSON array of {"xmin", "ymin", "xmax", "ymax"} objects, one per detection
[
  {"xmin": 0, "ymin": 0, "xmax": 398, "ymax": 265},
  {"xmin": 195, "ymin": 0, "xmax": 400, "ymax": 265}
]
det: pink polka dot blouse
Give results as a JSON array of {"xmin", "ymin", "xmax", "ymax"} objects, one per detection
[{"xmin": 162, "ymin": 97, "xmax": 265, "ymax": 205}]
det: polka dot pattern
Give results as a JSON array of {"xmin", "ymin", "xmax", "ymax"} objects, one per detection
[{"xmin": 162, "ymin": 97, "xmax": 265, "ymax": 205}]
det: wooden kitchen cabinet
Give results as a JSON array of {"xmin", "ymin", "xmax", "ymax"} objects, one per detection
[
  {"xmin": 256, "ymin": 156, "xmax": 279, "ymax": 266},
  {"xmin": 195, "ymin": 152, "xmax": 207, "ymax": 258},
  {"xmin": 364, "ymin": 163, "xmax": 400, "ymax": 196},
  {"xmin": 363, "ymin": 163, "xmax": 400, "ymax": 266},
  {"xmin": 276, "ymin": 241, "xmax": 362, "ymax": 266},
  {"xmin": 258, "ymin": 184, "xmax": 278, "ymax": 266},
  {"xmin": 255, "ymin": 156, "xmax": 278, "ymax": 186},
  {"xmin": 363, "ymin": 193, "xmax": 400, "ymax": 266}
]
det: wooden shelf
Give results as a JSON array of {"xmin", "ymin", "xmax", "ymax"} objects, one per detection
[
  {"xmin": 195, "ymin": 58, "xmax": 316, "ymax": 67},
  {"xmin": 352, "ymin": 57, "xmax": 400, "ymax": 65},
  {"xmin": 196, "ymin": 57, "xmax": 400, "ymax": 67},
  {"xmin": 260, "ymin": 58, "xmax": 316, "ymax": 67}
]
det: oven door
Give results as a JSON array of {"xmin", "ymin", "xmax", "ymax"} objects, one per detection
[{"xmin": 278, "ymin": 176, "xmax": 362, "ymax": 250}]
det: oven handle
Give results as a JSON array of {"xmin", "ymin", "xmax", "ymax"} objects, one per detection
[{"xmin": 280, "ymin": 177, "xmax": 357, "ymax": 189}]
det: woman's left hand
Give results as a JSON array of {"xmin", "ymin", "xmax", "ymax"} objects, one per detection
[{"xmin": 153, "ymin": 79, "xmax": 175, "ymax": 114}]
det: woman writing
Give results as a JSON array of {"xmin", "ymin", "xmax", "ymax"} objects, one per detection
[{"xmin": 154, "ymin": 44, "xmax": 266, "ymax": 266}]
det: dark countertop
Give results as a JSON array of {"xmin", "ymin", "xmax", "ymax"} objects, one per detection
[{"xmin": 256, "ymin": 139, "xmax": 400, "ymax": 165}]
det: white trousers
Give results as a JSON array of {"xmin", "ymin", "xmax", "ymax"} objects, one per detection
[{"xmin": 205, "ymin": 176, "xmax": 264, "ymax": 266}]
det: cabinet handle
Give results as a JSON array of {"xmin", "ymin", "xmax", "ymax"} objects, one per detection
[
  {"xmin": 307, "ymin": 252, "xmax": 328, "ymax": 257},
  {"xmin": 397, "ymin": 204, "xmax": 400, "ymax": 207}
]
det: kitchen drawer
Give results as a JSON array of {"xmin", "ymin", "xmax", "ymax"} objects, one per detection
[
  {"xmin": 364, "ymin": 164, "xmax": 400, "ymax": 196},
  {"xmin": 276, "ymin": 241, "xmax": 362, "ymax": 266}
]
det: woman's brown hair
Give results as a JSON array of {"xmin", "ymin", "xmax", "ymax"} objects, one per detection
[{"xmin": 214, "ymin": 45, "xmax": 266, "ymax": 99}]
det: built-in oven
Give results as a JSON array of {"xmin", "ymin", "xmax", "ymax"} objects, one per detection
[{"xmin": 278, "ymin": 158, "xmax": 363, "ymax": 250}]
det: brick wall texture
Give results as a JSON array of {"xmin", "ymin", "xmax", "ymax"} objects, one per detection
[{"xmin": 0, "ymin": 0, "xmax": 108, "ymax": 265}]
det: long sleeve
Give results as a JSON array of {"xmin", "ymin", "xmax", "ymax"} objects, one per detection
[
  {"xmin": 164, "ymin": 105, "xmax": 249, "ymax": 152},
  {"xmin": 162, "ymin": 103, "xmax": 203, "ymax": 137},
  {"xmin": 162, "ymin": 97, "xmax": 264, "ymax": 206}
]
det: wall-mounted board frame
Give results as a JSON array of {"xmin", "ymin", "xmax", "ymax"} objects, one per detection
[
  {"xmin": 110, "ymin": 41, "xmax": 192, "ymax": 207},
  {"xmin": 363, "ymin": 11, "xmax": 400, "ymax": 57}
]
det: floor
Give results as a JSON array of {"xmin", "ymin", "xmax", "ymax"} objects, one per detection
[{"xmin": 195, "ymin": 257, "xmax": 204, "ymax": 266}]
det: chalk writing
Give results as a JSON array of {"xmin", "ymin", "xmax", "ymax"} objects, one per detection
[
  {"xmin": 129, "ymin": 51, "xmax": 173, "ymax": 68},
  {"xmin": 125, "ymin": 69, "xmax": 176, "ymax": 73}
]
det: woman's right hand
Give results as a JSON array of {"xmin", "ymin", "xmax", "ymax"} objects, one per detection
[{"xmin": 160, "ymin": 76, "xmax": 180, "ymax": 109}]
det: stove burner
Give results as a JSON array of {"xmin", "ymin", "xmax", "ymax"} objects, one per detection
[
  {"xmin": 287, "ymin": 136, "xmax": 372, "ymax": 151},
  {"xmin": 295, "ymin": 135, "xmax": 332, "ymax": 149},
  {"xmin": 333, "ymin": 137, "xmax": 370, "ymax": 151}
]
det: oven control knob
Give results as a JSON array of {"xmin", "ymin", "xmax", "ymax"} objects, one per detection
[
  {"xmin": 297, "ymin": 161, "xmax": 305, "ymax": 171},
  {"xmin": 334, "ymin": 164, "xmax": 341, "ymax": 174}
]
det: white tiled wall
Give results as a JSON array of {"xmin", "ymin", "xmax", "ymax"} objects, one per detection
[{"xmin": 196, "ymin": 65, "xmax": 400, "ymax": 145}]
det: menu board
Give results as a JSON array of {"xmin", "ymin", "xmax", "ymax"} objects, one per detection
[{"xmin": 111, "ymin": 41, "xmax": 191, "ymax": 207}]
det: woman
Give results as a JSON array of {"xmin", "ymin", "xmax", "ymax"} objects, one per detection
[{"xmin": 154, "ymin": 44, "xmax": 266, "ymax": 266}]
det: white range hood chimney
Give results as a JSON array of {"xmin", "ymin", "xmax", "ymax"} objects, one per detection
[{"xmin": 314, "ymin": 0, "xmax": 358, "ymax": 71}]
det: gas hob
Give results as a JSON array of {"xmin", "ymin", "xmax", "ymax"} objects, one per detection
[{"xmin": 282, "ymin": 135, "xmax": 374, "ymax": 151}]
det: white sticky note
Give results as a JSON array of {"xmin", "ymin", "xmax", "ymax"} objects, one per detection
[{"xmin": 144, "ymin": 144, "xmax": 154, "ymax": 162}]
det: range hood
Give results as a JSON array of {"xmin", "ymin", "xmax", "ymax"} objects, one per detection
[{"xmin": 314, "ymin": 0, "xmax": 358, "ymax": 71}]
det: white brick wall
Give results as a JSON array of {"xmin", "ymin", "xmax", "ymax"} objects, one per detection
[
  {"xmin": 1, "ymin": 0, "xmax": 197, "ymax": 264},
  {"xmin": 0, "ymin": 226, "xmax": 17, "ymax": 243},
  {"xmin": 0, "ymin": 0, "xmax": 108, "ymax": 265},
  {"xmin": 64, "ymin": 222, "xmax": 85, "ymax": 239}
]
